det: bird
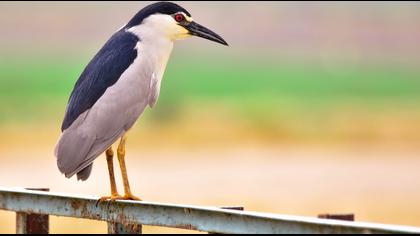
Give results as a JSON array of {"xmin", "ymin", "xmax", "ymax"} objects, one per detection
[{"xmin": 54, "ymin": 1, "xmax": 228, "ymax": 201}]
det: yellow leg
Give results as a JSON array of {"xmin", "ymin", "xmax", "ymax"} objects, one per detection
[
  {"xmin": 117, "ymin": 134, "xmax": 141, "ymax": 201},
  {"xmin": 97, "ymin": 147, "xmax": 122, "ymax": 203},
  {"xmin": 106, "ymin": 148, "xmax": 120, "ymax": 197}
]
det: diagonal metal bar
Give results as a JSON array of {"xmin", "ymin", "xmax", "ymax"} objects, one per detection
[{"xmin": 0, "ymin": 187, "xmax": 419, "ymax": 234}]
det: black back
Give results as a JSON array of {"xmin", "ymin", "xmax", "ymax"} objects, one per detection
[
  {"xmin": 61, "ymin": 2, "xmax": 190, "ymax": 131},
  {"xmin": 61, "ymin": 29, "xmax": 139, "ymax": 131}
]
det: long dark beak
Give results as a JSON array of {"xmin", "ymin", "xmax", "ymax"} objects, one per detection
[{"xmin": 185, "ymin": 21, "xmax": 228, "ymax": 46}]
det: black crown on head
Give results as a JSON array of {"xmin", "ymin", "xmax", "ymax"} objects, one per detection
[{"xmin": 126, "ymin": 2, "xmax": 191, "ymax": 28}]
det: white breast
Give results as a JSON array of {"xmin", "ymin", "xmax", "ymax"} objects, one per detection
[
  {"xmin": 86, "ymin": 38, "xmax": 173, "ymax": 134},
  {"xmin": 136, "ymin": 38, "xmax": 173, "ymax": 108},
  {"xmin": 128, "ymin": 21, "xmax": 174, "ymax": 108},
  {"xmin": 55, "ymin": 15, "xmax": 179, "ymax": 178},
  {"xmin": 70, "ymin": 16, "xmax": 175, "ymax": 139}
]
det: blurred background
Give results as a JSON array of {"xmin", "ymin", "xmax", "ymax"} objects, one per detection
[{"xmin": 1, "ymin": 1, "xmax": 420, "ymax": 233}]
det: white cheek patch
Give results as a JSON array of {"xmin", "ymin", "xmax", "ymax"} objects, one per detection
[{"xmin": 128, "ymin": 13, "xmax": 193, "ymax": 42}]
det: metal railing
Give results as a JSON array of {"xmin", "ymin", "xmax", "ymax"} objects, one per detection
[{"xmin": 1, "ymin": 187, "xmax": 420, "ymax": 234}]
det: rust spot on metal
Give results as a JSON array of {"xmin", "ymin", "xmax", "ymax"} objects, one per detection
[
  {"xmin": 80, "ymin": 201, "xmax": 92, "ymax": 219},
  {"xmin": 318, "ymin": 214, "xmax": 355, "ymax": 222},
  {"xmin": 221, "ymin": 207, "xmax": 244, "ymax": 211},
  {"xmin": 70, "ymin": 200, "xmax": 81, "ymax": 211},
  {"xmin": 175, "ymin": 223, "xmax": 198, "ymax": 231},
  {"xmin": 27, "ymin": 213, "xmax": 49, "ymax": 234},
  {"xmin": 70, "ymin": 199, "xmax": 98, "ymax": 220},
  {"xmin": 108, "ymin": 222, "xmax": 142, "ymax": 234},
  {"xmin": 184, "ymin": 208, "xmax": 192, "ymax": 214},
  {"xmin": 26, "ymin": 188, "xmax": 50, "ymax": 192},
  {"xmin": 16, "ymin": 212, "xmax": 49, "ymax": 234},
  {"xmin": 105, "ymin": 203, "xmax": 141, "ymax": 234}
]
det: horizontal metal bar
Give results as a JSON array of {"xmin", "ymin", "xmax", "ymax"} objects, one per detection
[{"xmin": 0, "ymin": 187, "xmax": 419, "ymax": 234}]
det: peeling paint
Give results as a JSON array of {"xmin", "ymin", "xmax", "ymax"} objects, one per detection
[{"xmin": 0, "ymin": 187, "xmax": 419, "ymax": 234}]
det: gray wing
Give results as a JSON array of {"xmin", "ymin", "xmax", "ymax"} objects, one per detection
[
  {"xmin": 55, "ymin": 29, "xmax": 153, "ymax": 181},
  {"xmin": 55, "ymin": 68, "xmax": 152, "ymax": 181},
  {"xmin": 61, "ymin": 29, "xmax": 139, "ymax": 131},
  {"xmin": 55, "ymin": 121, "xmax": 125, "ymax": 180}
]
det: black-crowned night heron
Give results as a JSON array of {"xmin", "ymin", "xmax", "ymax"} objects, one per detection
[{"xmin": 54, "ymin": 2, "xmax": 227, "ymax": 201}]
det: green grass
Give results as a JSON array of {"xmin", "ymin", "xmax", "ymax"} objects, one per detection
[{"xmin": 1, "ymin": 51, "xmax": 420, "ymax": 124}]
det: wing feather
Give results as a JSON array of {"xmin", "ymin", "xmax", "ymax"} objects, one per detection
[
  {"xmin": 55, "ymin": 29, "xmax": 141, "ymax": 180},
  {"xmin": 61, "ymin": 29, "xmax": 139, "ymax": 131}
]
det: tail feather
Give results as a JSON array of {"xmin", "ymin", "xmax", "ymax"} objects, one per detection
[
  {"xmin": 54, "ymin": 128, "xmax": 125, "ymax": 181},
  {"xmin": 54, "ymin": 130, "xmax": 95, "ymax": 179},
  {"xmin": 77, "ymin": 164, "xmax": 93, "ymax": 181}
]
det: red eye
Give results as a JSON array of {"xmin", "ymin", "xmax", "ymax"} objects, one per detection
[{"xmin": 175, "ymin": 14, "xmax": 184, "ymax": 22}]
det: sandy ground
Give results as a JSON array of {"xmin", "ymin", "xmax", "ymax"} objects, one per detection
[{"xmin": 0, "ymin": 145, "xmax": 420, "ymax": 233}]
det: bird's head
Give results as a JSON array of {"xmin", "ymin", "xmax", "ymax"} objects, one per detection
[{"xmin": 125, "ymin": 2, "xmax": 228, "ymax": 46}]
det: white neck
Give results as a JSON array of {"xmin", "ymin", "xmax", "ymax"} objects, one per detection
[
  {"xmin": 126, "ymin": 13, "xmax": 188, "ymax": 77},
  {"xmin": 125, "ymin": 15, "xmax": 181, "ymax": 108}
]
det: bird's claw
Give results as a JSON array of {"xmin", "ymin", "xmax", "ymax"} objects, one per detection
[
  {"xmin": 95, "ymin": 194, "xmax": 142, "ymax": 207},
  {"xmin": 96, "ymin": 194, "xmax": 123, "ymax": 207},
  {"xmin": 122, "ymin": 193, "xmax": 142, "ymax": 201}
]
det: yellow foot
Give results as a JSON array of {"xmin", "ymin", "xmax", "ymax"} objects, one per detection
[
  {"xmin": 122, "ymin": 193, "xmax": 142, "ymax": 201},
  {"xmin": 96, "ymin": 194, "xmax": 123, "ymax": 206},
  {"xmin": 96, "ymin": 194, "xmax": 142, "ymax": 206}
]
